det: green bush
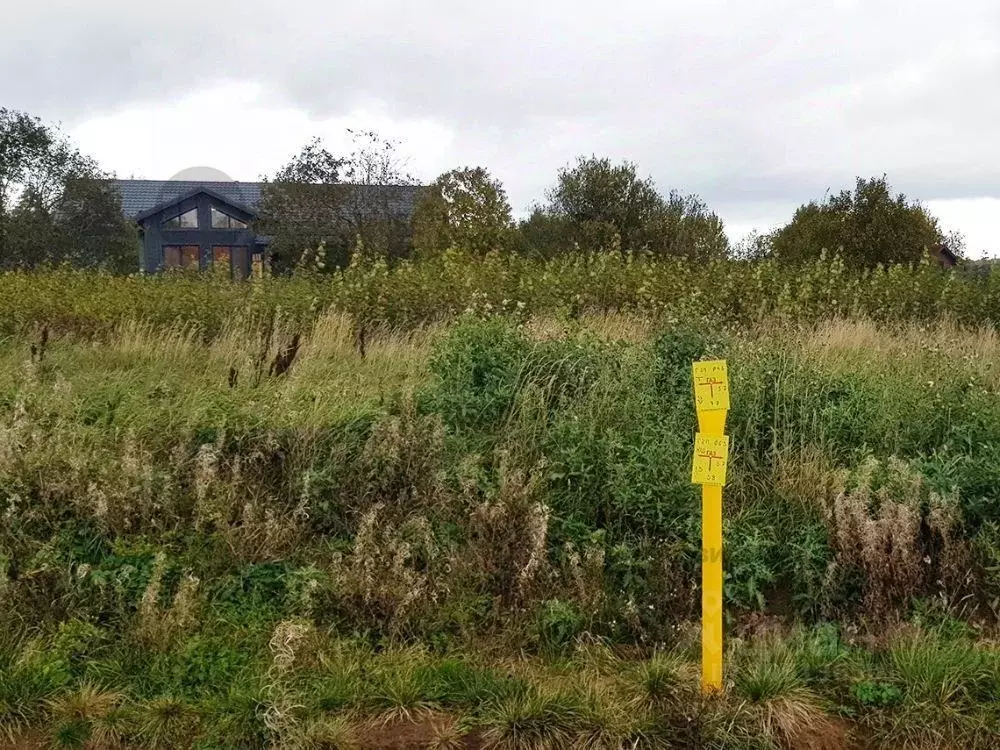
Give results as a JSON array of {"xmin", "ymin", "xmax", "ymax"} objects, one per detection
[
  {"xmin": 428, "ymin": 315, "xmax": 530, "ymax": 433},
  {"xmin": 4, "ymin": 251, "xmax": 1000, "ymax": 341},
  {"xmin": 535, "ymin": 600, "xmax": 584, "ymax": 654}
]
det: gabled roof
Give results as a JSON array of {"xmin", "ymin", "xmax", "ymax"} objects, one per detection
[
  {"xmin": 935, "ymin": 243, "xmax": 957, "ymax": 264},
  {"xmin": 114, "ymin": 179, "xmax": 426, "ymax": 222},
  {"xmin": 928, "ymin": 242, "xmax": 958, "ymax": 268},
  {"xmin": 115, "ymin": 180, "xmax": 263, "ymax": 219},
  {"xmin": 133, "ymin": 185, "xmax": 257, "ymax": 222}
]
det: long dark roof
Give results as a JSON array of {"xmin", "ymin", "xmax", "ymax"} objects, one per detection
[
  {"xmin": 115, "ymin": 180, "xmax": 263, "ymax": 218},
  {"xmin": 114, "ymin": 179, "xmax": 425, "ymax": 220}
]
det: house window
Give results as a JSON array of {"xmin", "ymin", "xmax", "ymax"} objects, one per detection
[
  {"xmin": 163, "ymin": 208, "xmax": 198, "ymax": 229},
  {"xmin": 213, "ymin": 246, "xmax": 248, "ymax": 279},
  {"xmin": 212, "ymin": 246, "xmax": 231, "ymax": 268},
  {"xmin": 232, "ymin": 246, "xmax": 249, "ymax": 280},
  {"xmin": 211, "ymin": 206, "xmax": 247, "ymax": 229},
  {"xmin": 164, "ymin": 245, "xmax": 200, "ymax": 269}
]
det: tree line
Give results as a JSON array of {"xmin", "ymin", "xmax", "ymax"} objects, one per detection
[
  {"xmin": 0, "ymin": 109, "xmax": 138, "ymax": 272},
  {"xmin": 0, "ymin": 108, "xmax": 961, "ymax": 273}
]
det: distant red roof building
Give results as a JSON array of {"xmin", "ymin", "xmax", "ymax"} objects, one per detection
[{"xmin": 931, "ymin": 243, "xmax": 957, "ymax": 268}]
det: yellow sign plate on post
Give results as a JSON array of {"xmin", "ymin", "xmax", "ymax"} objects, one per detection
[
  {"xmin": 692, "ymin": 358, "xmax": 729, "ymax": 695},
  {"xmin": 691, "ymin": 433, "xmax": 730, "ymax": 486},
  {"xmin": 693, "ymin": 360, "xmax": 730, "ymax": 412}
]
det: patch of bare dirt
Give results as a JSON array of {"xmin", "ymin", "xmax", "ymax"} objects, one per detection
[
  {"xmin": 357, "ymin": 712, "xmax": 485, "ymax": 749},
  {"xmin": 785, "ymin": 715, "xmax": 857, "ymax": 750},
  {"xmin": 0, "ymin": 732, "xmax": 46, "ymax": 750}
]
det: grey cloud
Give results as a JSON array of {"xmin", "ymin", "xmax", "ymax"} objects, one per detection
[{"xmin": 2, "ymin": 0, "xmax": 999, "ymax": 215}]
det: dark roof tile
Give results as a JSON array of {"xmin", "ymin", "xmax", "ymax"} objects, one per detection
[
  {"xmin": 114, "ymin": 180, "xmax": 263, "ymax": 218},
  {"xmin": 114, "ymin": 180, "xmax": 426, "ymax": 221}
]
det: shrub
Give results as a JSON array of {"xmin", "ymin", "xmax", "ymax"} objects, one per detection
[
  {"xmin": 535, "ymin": 600, "xmax": 584, "ymax": 654},
  {"xmin": 461, "ymin": 458, "xmax": 552, "ymax": 608},
  {"xmin": 5, "ymin": 251, "xmax": 1000, "ymax": 342},
  {"xmin": 825, "ymin": 457, "xmax": 969, "ymax": 617},
  {"xmin": 725, "ymin": 505, "xmax": 781, "ymax": 611},
  {"xmin": 769, "ymin": 176, "xmax": 945, "ymax": 268},
  {"xmin": 428, "ymin": 315, "xmax": 530, "ymax": 432}
]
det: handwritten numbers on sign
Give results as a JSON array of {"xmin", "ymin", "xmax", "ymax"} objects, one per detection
[
  {"xmin": 692, "ymin": 360, "xmax": 730, "ymax": 412},
  {"xmin": 691, "ymin": 433, "xmax": 729, "ymax": 487}
]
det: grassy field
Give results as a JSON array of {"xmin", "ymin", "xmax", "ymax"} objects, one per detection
[{"xmin": 3, "ymin": 267, "xmax": 1000, "ymax": 747}]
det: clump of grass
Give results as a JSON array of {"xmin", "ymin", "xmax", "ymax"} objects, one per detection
[
  {"xmin": 368, "ymin": 666, "xmax": 437, "ymax": 724},
  {"xmin": 426, "ymin": 715, "xmax": 470, "ymax": 750},
  {"xmin": 296, "ymin": 715, "xmax": 360, "ymax": 750},
  {"xmin": 0, "ymin": 634, "xmax": 69, "ymax": 743},
  {"xmin": 415, "ymin": 659, "xmax": 528, "ymax": 708},
  {"xmin": 479, "ymin": 689, "xmax": 586, "ymax": 750},
  {"xmin": 868, "ymin": 628, "xmax": 1000, "ymax": 747},
  {"xmin": 574, "ymin": 678, "xmax": 676, "ymax": 750},
  {"xmin": 729, "ymin": 640, "xmax": 841, "ymax": 750},
  {"xmin": 357, "ymin": 647, "xmax": 444, "ymax": 724},
  {"xmin": 136, "ymin": 696, "xmax": 199, "ymax": 750},
  {"xmin": 630, "ymin": 652, "xmax": 691, "ymax": 713},
  {"xmin": 46, "ymin": 683, "xmax": 124, "ymax": 749},
  {"xmin": 199, "ymin": 681, "xmax": 270, "ymax": 749}
]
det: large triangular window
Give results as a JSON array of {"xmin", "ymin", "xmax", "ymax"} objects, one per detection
[
  {"xmin": 163, "ymin": 208, "xmax": 198, "ymax": 229},
  {"xmin": 211, "ymin": 206, "xmax": 247, "ymax": 229}
]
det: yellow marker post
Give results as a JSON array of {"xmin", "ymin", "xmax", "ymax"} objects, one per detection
[{"xmin": 691, "ymin": 360, "xmax": 730, "ymax": 694}]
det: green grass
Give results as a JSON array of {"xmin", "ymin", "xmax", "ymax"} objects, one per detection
[
  {"xmin": 1, "ymin": 619, "xmax": 999, "ymax": 747},
  {"xmin": 4, "ymin": 271, "xmax": 1000, "ymax": 746}
]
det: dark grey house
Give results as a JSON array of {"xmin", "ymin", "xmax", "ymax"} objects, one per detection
[
  {"xmin": 117, "ymin": 179, "xmax": 266, "ymax": 277},
  {"xmin": 116, "ymin": 174, "xmax": 424, "ymax": 277}
]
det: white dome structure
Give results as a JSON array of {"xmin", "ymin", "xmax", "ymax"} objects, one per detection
[{"xmin": 169, "ymin": 166, "xmax": 234, "ymax": 182}]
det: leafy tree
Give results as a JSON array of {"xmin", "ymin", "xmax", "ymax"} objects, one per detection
[
  {"xmin": 731, "ymin": 230, "xmax": 771, "ymax": 262},
  {"xmin": 0, "ymin": 109, "xmax": 50, "ymax": 231},
  {"xmin": 547, "ymin": 156, "xmax": 662, "ymax": 254},
  {"xmin": 338, "ymin": 130, "xmax": 419, "ymax": 264},
  {"xmin": 55, "ymin": 176, "xmax": 140, "ymax": 273},
  {"xmin": 528, "ymin": 156, "xmax": 728, "ymax": 260},
  {"xmin": 411, "ymin": 167, "xmax": 513, "ymax": 257},
  {"xmin": 514, "ymin": 209, "xmax": 591, "ymax": 259},
  {"xmin": 641, "ymin": 191, "xmax": 729, "ymax": 261},
  {"xmin": 272, "ymin": 137, "xmax": 346, "ymax": 184},
  {"xmin": 0, "ymin": 108, "xmax": 136, "ymax": 271},
  {"xmin": 769, "ymin": 176, "xmax": 948, "ymax": 267},
  {"xmin": 258, "ymin": 131, "xmax": 418, "ymax": 273},
  {"xmin": 257, "ymin": 138, "xmax": 349, "ymax": 273}
]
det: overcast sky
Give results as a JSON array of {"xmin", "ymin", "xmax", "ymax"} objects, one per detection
[{"xmin": 4, "ymin": 0, "xmax": 999, "ymax": 255}]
